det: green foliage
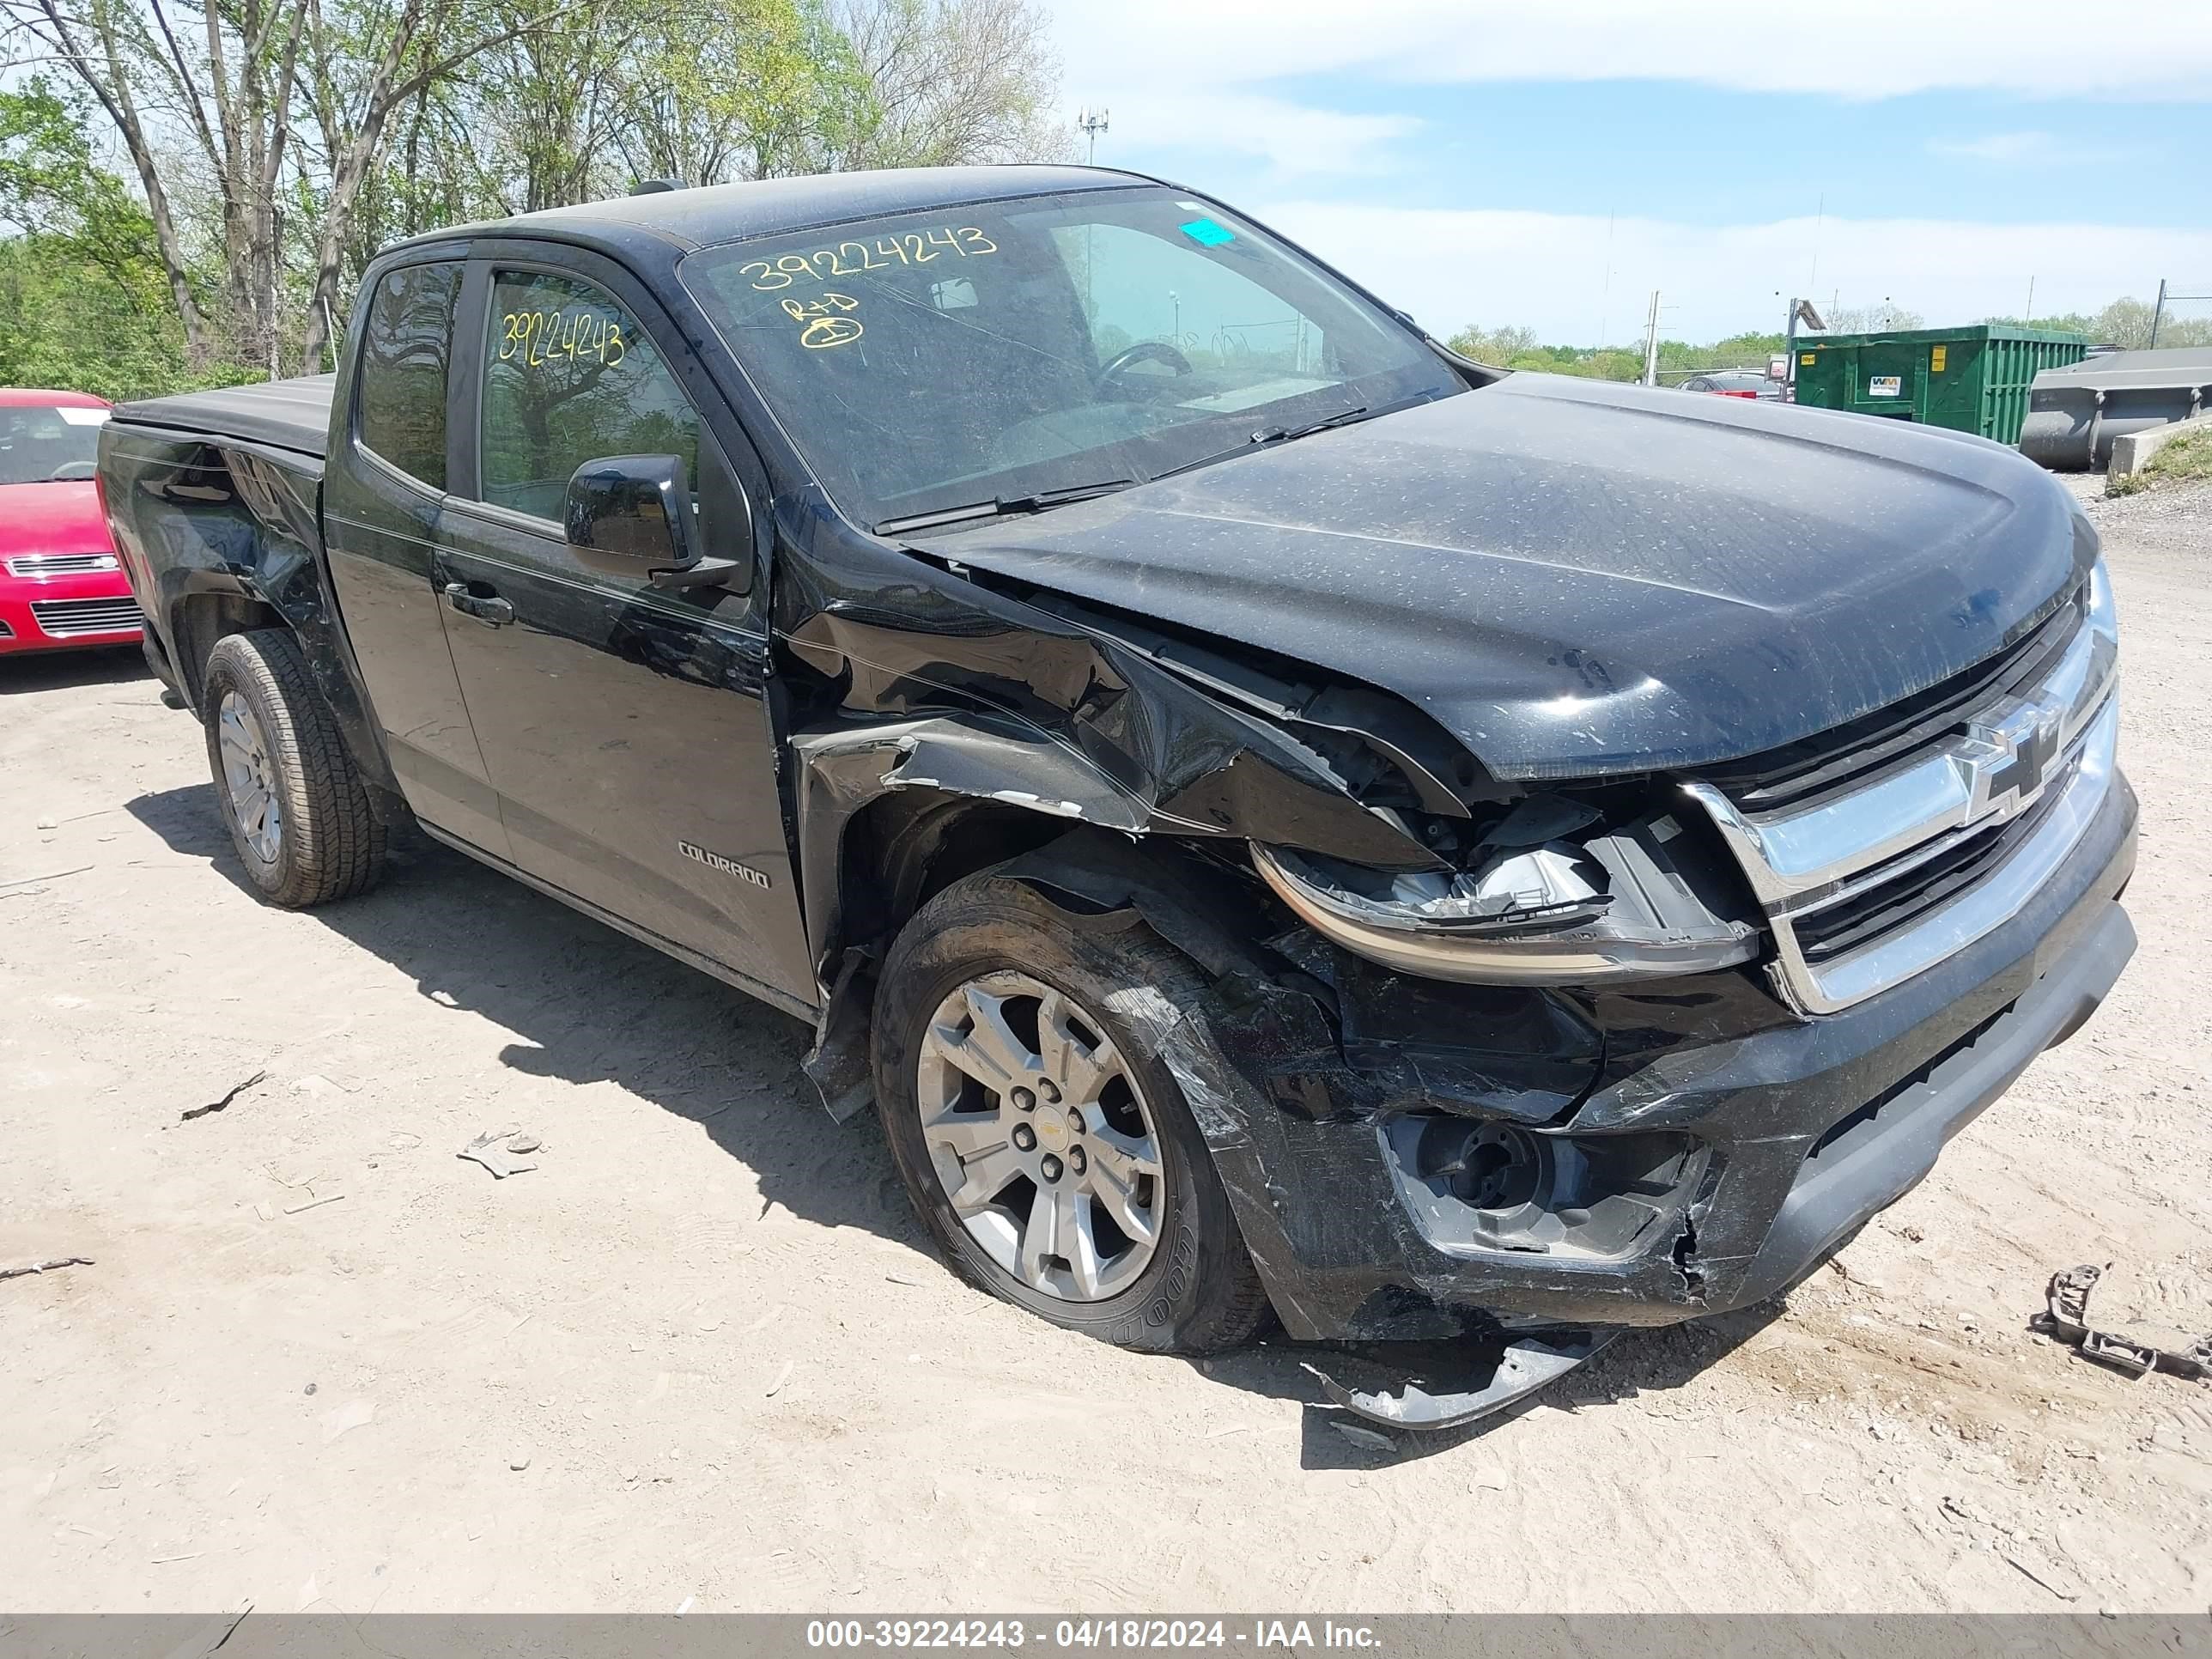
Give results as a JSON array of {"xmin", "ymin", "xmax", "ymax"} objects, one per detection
[
  {"xmin": 0, "ymin": 236, "xmax": 264, "ymax": 399},
  {"xmin": 6, "ymin": 0, "xmax": 1064, "ymax": 389},
  {"xmin": 1982, "ymin": 297, "xmax": 2212, "ymax": 350},
  {"xmin": 1979, "ymin": 310, "xmax": 2097, "ymax": 337},
  {"xmin": 1821, "ymin": 303, "xmax": 1923, "ymax": 334},
  {"xmin": 617, "ymin": 0, "xmax": 877, "ymax": 187},
  {"xmin": 2106, "ymin": 426, "xmax": 2212, "ymax": 496},
  {"xmin": 1446, "ymin": 323, "xmax": 1787, "ymax": 384},
  {"xmin": 2, "ymin": 80, "xmax": 264, "ymax": 397},
  {"xmin": 1, "ymin": 80, "xmax": 162, "ymax": 289}
]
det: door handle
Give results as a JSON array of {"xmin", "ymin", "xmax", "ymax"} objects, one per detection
[{"xmin": 443, "ymin": 581, "xmax": 514, "ymax": 626}]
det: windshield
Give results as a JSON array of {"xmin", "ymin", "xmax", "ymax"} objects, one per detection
[
  {"xmin": 681, "ymin": 186, "xmax": 1462, "ymax": 529},
  {"xmin": 0, "ymin": 405, "xmax": 107, "ymax": 486}
]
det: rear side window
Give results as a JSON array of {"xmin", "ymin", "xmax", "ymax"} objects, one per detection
[
  {"xmin": 356, "ymin": 261, "xmax": 461, "ymax": 490},
  {"xmin": 479, "ymin": 269, "xmax": 700, "ymax": 523}
]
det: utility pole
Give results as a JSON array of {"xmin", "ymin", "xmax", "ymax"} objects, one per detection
[
  {"xmin": 1077, "ymin": 107, "xmax": 1109, "ymax": 164},
  {"xmin": 1642, "ymin": 290, "xmax": 1662, "ymax": 387}
]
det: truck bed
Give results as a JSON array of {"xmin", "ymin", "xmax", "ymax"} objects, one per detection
[{"xmin": 112, "ymin": 374, "xmax": 334, "ymax": 459}]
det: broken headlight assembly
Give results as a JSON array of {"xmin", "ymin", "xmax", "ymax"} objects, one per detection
[{"xmin": 1251, "ymin": 796, "xmax": 1761, "ymax": 986}]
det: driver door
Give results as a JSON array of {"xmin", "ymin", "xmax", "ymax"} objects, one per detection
[{"xmin": 431, "ymin": 250, "xmax": 815, "ymax": 1012}]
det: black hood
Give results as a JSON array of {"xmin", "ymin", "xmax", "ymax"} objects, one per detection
[{"xmin": 921, "ymin": 373, "xmax": 2090, "ymax": 781}]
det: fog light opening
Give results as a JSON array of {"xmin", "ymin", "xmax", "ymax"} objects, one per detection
[
  {"xmin": 1449, "ymin": 1124, "xmax": 1542, "ymax": 1213},
  {"xmin": 1387, "ymin": 1114, "xmax": 1705, "ymax": 1261}
]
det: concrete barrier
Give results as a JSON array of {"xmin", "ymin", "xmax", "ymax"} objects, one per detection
[{"xmin": 2106, "ymin": 411, "xmax": 2212, "ymax": 494}]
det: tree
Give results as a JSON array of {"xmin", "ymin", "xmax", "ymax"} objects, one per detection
[
  {"xmin": 1445, "ymin": 323, "xmax": 1538, "ymax": 363},
  {"xmin": 1, "ymin": 82, "xmax": 257, "ymax": 395},
  {"xmin": 1820, "ymin": 302, "xmax": 1923, "ymax": 334},
  {"xmin": 0, "ymin": 76, "xmax": 165, "ymax": 287},
  {"xmin": 6, "ymin": 0, "xmax": 228, "ymax": 362},
  {"xmin": 2096, "ymin": 297, "xmax": 2157, "ymax": 349},
  {"xmin": 295, "ymin": 0, "xmax": 586, "ymax": 372},
  {"xmin": 3, "ymin": 0, "xmax": 1071, "ymax": 384},
  {"xmin": 6, "ymin": 0, "xmax": 575, "ymax": 373},
  {"xmin": 833, "ymin": 0, "xmax": 1067, "ymax": 167},
  {"xmin": 614, "ymin": 0, "xmax": 873, "ymax": 187}
]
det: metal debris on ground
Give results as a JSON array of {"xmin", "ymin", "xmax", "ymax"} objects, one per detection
[
  {"xmin": 0, "ymin": 1255, "xmax": 94, "ymax": 1281},
  {"xmin": 179, "ymin": 1068, "xmax": 268, "ymax": 1121},
  {"xmin": 458, "ymin": 1127, "xmax": 540, "ymax": 1179},
  {"xmin": 2029, "ymin": 1262, "xmax": 2212, "ymax": 1382}
]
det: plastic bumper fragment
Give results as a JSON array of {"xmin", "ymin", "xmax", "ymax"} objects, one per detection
[{"xmin": 1306, "ymin": 1328, "xmax": 1617, "ymax": 1431}]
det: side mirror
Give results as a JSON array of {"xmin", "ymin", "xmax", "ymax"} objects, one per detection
[{"xmin": 564, "ymin": 454, "xmax": 739, "ymax": 588}]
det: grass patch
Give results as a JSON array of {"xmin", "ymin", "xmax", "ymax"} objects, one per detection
[{"xmin": 2108, "ymin": 425, "xmax": 2212, "ymax": 495}]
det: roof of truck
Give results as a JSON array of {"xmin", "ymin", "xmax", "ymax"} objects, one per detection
[{"xmin": 388, "ymin": 166, "xmax": 1157, "ymax": 258}]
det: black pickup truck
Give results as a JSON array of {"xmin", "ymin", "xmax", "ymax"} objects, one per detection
[{"xmin": 100, "ymin": 166, "xmax": 2134, "ymax": 1425}]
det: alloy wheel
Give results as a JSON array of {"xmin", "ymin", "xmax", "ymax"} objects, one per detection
[
  {"xmin": 216, "ymin": 691, "xmax": 282, "ymax": 865},
  {"xmin": 915, "ymin": 969, "xmax": 1165, "ymax": 1303}
]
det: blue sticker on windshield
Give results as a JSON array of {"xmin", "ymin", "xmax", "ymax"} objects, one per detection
[{"xmin": 1180, "ymin": 218, "xmax": 1237, "ymax": 247}]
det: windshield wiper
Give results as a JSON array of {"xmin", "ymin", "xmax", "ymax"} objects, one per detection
[
  {"xmin": 1245, "ymin": 404, "xmax": 1370, "ymax": 447},
  {"xmin": 874, "ymin": 478, "xmax": 1138, "ymax": 537},
  {"xmin": 1158, "ymin": 397, "xmax": 1424, "ymax": 483}
]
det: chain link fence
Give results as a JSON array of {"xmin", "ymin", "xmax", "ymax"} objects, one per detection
[{"xmin": 2149, "ymin": 280, "xmax": 2212, "ymax": 347}]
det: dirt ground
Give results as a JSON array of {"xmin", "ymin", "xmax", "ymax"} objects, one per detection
[{"xmin": 3, "ymin": 478, "xmax": 2209, "ymax": 1614}]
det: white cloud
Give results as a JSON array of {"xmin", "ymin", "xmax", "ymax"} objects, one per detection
[
  {"xmin": 1929, "ymin": 131, "xmax": 2061, "ymax": 163},
  {"xmin": 1088, "ymin": 91, "xmax": 1419, "ymax": 179},
  {"xmin": 1250, "ymin": 201, "xmax": 2212, "ymax": 342},
  {"xmin": 1048, "ymin": 0, "xmax": 2212, "ymax": 101},
  {"xmin": 1927, "ymin": 131, "xmax": 2137, "ymax": 165}
]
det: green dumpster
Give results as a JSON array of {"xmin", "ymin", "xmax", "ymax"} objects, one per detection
[{"xmin": 1792, "ymin": 325, "xmax": 2088, "ymax": 447}]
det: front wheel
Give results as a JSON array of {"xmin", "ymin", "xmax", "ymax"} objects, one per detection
[{"xmin": 873, "ymin": 872, "xmax": 1269, "ymax": 1352}]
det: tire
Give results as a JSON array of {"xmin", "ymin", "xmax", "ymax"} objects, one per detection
[
  {"xmin": 201, "ymin": 628, "xmax": 386, "ymax": 907},
  {"xmin": 873, "ymin": 872, "xmax": 1270, "ymax": 1352}
]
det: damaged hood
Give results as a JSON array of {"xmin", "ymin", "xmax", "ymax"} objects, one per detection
[{"xmin": 921, "ymin": 374, "xmax": 2089, "ymax": 781}]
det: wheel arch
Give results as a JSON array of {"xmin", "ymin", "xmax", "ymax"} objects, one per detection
[{"xmin": 172, "ymin": 586, "xmax": 288, "ymax": 711}]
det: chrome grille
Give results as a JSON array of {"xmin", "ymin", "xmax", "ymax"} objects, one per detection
[
  {"xmin": 1684, "ymin": 576, "xmax": 2120, "ymax": 1015},
  {"xmin": 1702, "ymin": 601, "xmax": 2081, "ymax": 813},
  {"xmin": 28, "ymin": 597, "xmax": 143, "ymax": 637},
  {"xmin": 6, "ymin": 553, "xmax": 119, "ymax": 579}
]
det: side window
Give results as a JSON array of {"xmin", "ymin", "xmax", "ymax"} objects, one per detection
[
  {"xmin": 356, "ymin": 261, "xmax": 461, "ymax": 489},
  {"xmin": 480, "ymin": 270, "xmax": 701, "ymax": 523}
]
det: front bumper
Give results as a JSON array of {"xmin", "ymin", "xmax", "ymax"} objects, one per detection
[
  {"xmin": 1192, "ymin": 768, "xmax": 2137, "ymax": 1343},
  {"xmin": 0, "ymin": 570, "xmax": 143, "ymax": 654}
]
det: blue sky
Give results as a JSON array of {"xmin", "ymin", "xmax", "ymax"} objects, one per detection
[{"xmin": 1042, "ymin": 0, "xmax": 2212, "ymax": 343}]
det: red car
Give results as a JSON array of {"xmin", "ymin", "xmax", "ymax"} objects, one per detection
[{"xmin": 0, "ymin": 389, "xmax": 143, "ymax": 655}]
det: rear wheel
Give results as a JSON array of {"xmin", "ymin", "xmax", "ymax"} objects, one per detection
[
  {"xmin": 874, "ymin": 872, "xmax": 1269, "ymax": 1352},
  {"xmin": 201, "ymin": 629, "xmax": 386, "ymax": 907}
]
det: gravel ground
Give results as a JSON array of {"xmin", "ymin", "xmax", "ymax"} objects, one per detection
[{"xmin": 2, "ymin": 481, "xmax": 2209, "ymax": 1613}]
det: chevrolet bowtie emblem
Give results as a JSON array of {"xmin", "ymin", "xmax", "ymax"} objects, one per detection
[{"xmin": 1964, "ymin": 696, "xmax": 2065, "ymax": 821}]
